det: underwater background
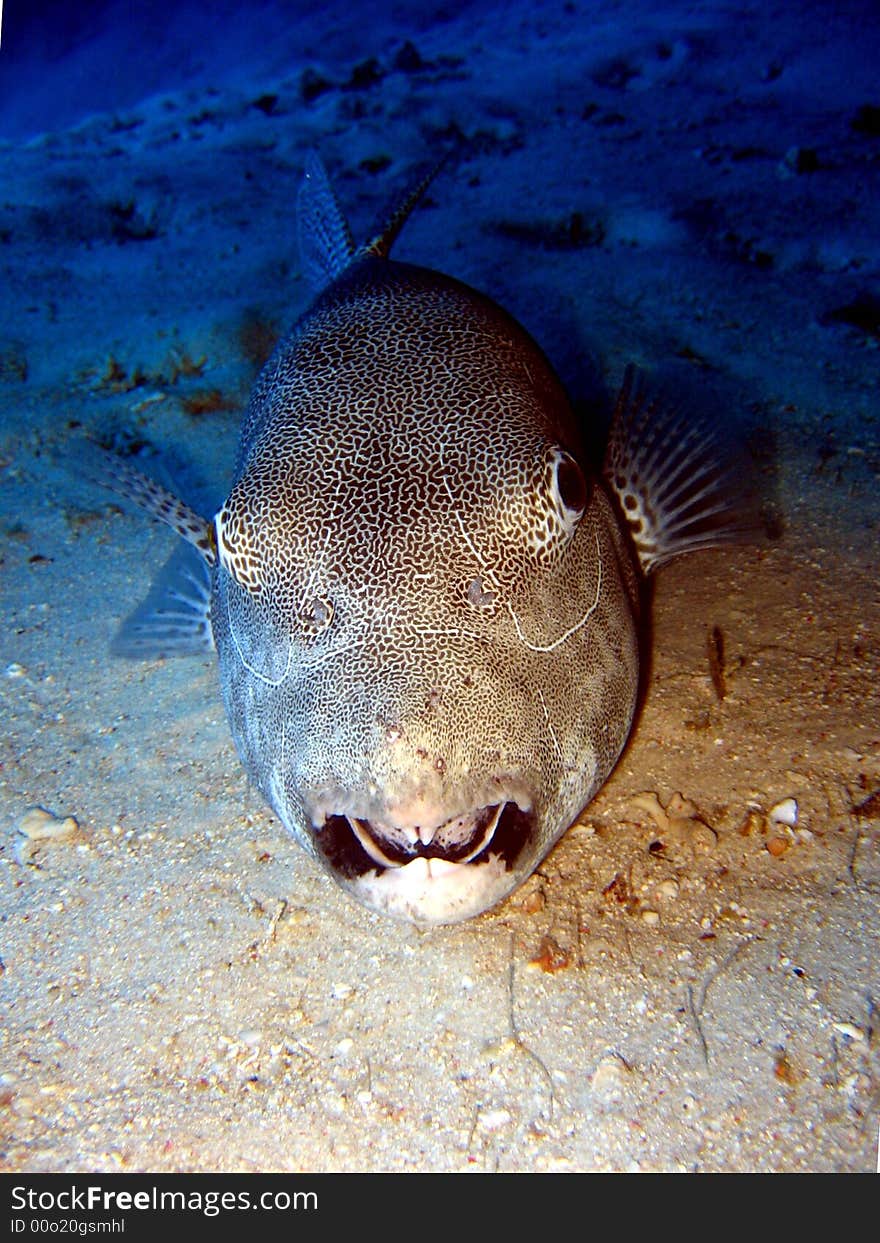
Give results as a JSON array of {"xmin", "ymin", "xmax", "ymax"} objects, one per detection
[{"xmin": 0, "ymin": 0, "xmax": 877, "ymax": 1171}]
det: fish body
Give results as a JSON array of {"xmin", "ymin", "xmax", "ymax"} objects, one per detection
[{"xmin": 100, "ymin": 156, "xmax": 736, "ymax": 924}]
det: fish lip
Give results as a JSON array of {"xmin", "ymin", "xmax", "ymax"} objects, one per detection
[
  {"xmin": 352, "ymin": 853, "xmax": 513, "ymax": 926},
  {"xmin": 312, "ymin": 799, "xmax": 536, "ymax": 882}
]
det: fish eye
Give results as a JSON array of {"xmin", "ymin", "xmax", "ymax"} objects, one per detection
[{"xmin": 550, "ymin": 448, "xmax": 589, "ymax": 520}]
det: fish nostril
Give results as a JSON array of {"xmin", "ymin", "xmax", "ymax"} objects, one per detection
[
  {"xmin": 467, "ymin": 576, "xmax": 497, "ymax": 608},
  {"xmin": 300, "ymin": 595, "xmax": 334, "ymax": 633}
]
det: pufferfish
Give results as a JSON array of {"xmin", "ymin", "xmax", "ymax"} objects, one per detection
[{"xmin": 96, "ymin": 153, "xmax": 740, "ymax": 924}]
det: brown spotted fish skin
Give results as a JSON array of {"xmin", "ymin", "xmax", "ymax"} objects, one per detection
[{"xmin": 212, "ymin": 255, "xmax": 640, "ymax": 922}]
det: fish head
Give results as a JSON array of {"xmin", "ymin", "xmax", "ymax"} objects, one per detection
[{"xmin": 211, "ymin": 401, "xmax": 640, "ymax": 925}]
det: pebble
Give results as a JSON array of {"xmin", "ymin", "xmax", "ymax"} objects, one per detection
[
  {"xmin": 769, "ymin": 797, "xmax": 798, "ymax": 826},
  {"xmin": 641, "ymin": 909, "xmax": 660, "ymax": 926},
  {"xmin": 590, "ymin": 1055, "xmax": 632, "ymax": 1104},
  {"xmin": 478, "ymin": 1108, "xmax": 512, "ymax": 1131},
  {"xmin": 766, "ymin": 836, "xmax": 789, "ymax": 857},
  {"xmin": 521, "ymin": 887, "xmax": 545, "ymax": 915},
  {"xmin": 737, "ymin": 809, "xmax": 765, "ymax": 836},
  {"xmin": 11, "ymin": 1092, "xmax": 37, "ymax": 1118},
  {"xmin": 666, "ymin": 792, "xmax": 700, "ymax": 819},
  {"xmin": 832, "ymin": 1022, "xmax": 865, "ymax": 1042},
  {"xmin": 16, "ymin": 807, "xmax": 79, "ymax": 841},
  {"xmin": 631, "ymin": 790, "xmax": 716, "ymax": 850},
  {"xmin": 631, "ymin": 791, "xmax": 669, "ymax": 831}
]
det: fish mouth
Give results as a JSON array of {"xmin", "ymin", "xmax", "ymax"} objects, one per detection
[{"xmin": 313, "ymin": 801, "xmax": 535, "ymax": 882}]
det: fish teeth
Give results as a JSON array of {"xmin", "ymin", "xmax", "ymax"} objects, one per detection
[
  {"xmin": 336, "ymin": 800, "xmax": 514, "ymax": 885},
  {"xmin": 344, "ymin": 816, "xmax": 401, "ymax": 868},
  {"xmin": 455, "ymin": 803, "xmax": 504, "ymax": 863}
]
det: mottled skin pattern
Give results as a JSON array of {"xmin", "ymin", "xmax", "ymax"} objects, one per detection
[{"xmin": 211, "ymin": 257, "xmax": 640, "ymax": 923}]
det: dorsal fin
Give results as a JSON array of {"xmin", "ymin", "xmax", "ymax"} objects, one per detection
[
  {"xmin": 359, "ymin": 152, "xmax": 451, "ymax": 261},
  {"xmin": 297, "ymin": 152, "xmax": 357, "ymax": 292},
  {"xmin": 297, "ymin": 151, "xmax": 452, "ymax": 292}
]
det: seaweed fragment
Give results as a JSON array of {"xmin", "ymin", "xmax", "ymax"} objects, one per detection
[
  {"xmin": 108, "ymin": 199, "xmax": 159, "ymax": 243},
  {"xmin": 851, "ymin": 790, "xmax": 880, "ymax": 819},
  {"xmin": 180, "ymin": 389, "xmax": 233, "ymax": 417},
  {"xmin": 238, "ymin": 312, "xmax": 279, "ymax": 369},
  {"xmin": 359, "ymin": 153, "xmax": 392, "ymax": 176},
  {"xmin": 393, "ymin": 41, "xmax": 426, "ymax": 73},
  {"xmin": 707, "ymin": 625, "xmax": 726, "ymax": 701},
  {"xmin": 821, "ymin": 292, "xmax": 880, "ymax": 339},
  {"xmin": 759, "ymin": 501, "xmax": 785, "ymax": 541},
  {"xmin": 251, "ymin": 93, "xmax": 279, "ymax": 116},
  {"xmin": 0, "ymin": 343, "xmax": 28, "ymax": 383},
  {"xmin": 300, "ymin": 68, "xmax": 332, "ymax": 103},
  {"xmin": 492, "ymin": 210, "xmax": 605, "ymax": 250},
  {"xmin": 99, "ymin": 356, "xmax": 148, "ymax": 392},
  {"xmin": 591, "ymin": 56, "xmax": 641, "ymax": 90},
  {"xmin": 343, "ymin": 58, "xmax": 385, "ymax": 91},
  {"xmin": 851, "ymin": 104, "xmax": 880, "ymax": 136}
]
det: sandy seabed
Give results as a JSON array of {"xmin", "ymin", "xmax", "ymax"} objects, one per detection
[{"xmin": 1, "ymin": 0, "xmax": 878, "ymax": 1171}]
